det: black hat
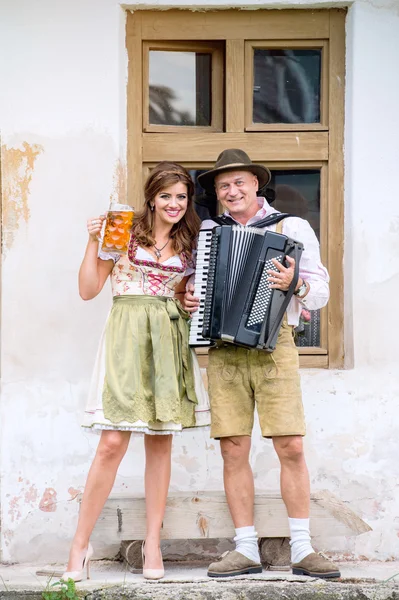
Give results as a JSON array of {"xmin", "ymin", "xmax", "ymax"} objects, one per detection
[{"xmin": 197, "ymin": 149, "xmax": 271, "ymax": 193}]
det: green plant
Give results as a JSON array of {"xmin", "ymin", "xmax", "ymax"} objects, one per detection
[{"xmin": 42, "ymin": 578, "xmax": 80, "ymax": 600}]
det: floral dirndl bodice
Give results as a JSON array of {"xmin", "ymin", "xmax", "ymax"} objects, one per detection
[{"xmin": 109, "ymin": 234, "xmax": 190, "ymax": 297}]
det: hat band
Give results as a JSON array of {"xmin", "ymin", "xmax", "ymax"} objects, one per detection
[{"xmin": 214, "ymin": 162, "xmax": 256, "ymax": 170}]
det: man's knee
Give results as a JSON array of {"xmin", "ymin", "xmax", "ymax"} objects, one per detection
[
  {"xmin": 273, "ymin": 435, "xmax": 304, "ymax": 463},
  {"xmin": 220, "ymin": 436, "xmax": 251, "ymax": 467}
]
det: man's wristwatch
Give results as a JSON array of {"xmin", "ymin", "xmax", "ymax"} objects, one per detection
[{"xmin": 294, "ymin": 279, "xmax": 308, "ymax": 299}]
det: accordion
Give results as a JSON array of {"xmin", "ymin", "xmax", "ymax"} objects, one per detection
[{"xmin": 189, "ymin": 224, "xmax": 303, "ymax": 351}]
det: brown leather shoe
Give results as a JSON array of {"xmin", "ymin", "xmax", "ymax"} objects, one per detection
[
  {"xmin": 292, "ymin": 552, "xmax": 341, "ymax": 579},
  {"xmin": 208, "ymin": 550, "xmax": 262, "ymax": 578}
]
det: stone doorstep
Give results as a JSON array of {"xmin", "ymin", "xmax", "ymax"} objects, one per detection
[
  {"xmin": 69, "ymin": 580, "xmax": 399, "ymax": 600},
  {"xmin": 1, "ymin": 580, "xmax": 399, "ymax": 600},
  {"xmin": 1, "ymin": 561, "xmax": 399, "ymax": 600}
]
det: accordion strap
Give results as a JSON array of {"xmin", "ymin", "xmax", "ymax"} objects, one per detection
[
  {"xmin": 258, "ymin": 242, "xmax": 301, "ymax": 349},
  {"xmin": 212, "ymin": 212, "xmax": 294, "ymax": 229}
]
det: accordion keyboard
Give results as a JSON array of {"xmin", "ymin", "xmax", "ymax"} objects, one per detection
[{"xmin": 188, "ymin": 229, "xmax": 213, "ymax": 347}]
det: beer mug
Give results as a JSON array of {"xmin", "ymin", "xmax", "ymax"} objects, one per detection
[{"xmin": 101, "ymin": 202, "xmax": 134, "ymax": 254}]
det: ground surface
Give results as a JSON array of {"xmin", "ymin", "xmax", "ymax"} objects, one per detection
[{"xmin": 1, "ymin": 560, "xmax": 398, "ymax": 600}]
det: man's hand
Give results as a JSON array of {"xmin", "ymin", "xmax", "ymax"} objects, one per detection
[
  {"xmin": 267, "ymin": 255, "xmax": 297, "ymax": 291},
  {"xmin": 183, "ymin": 283, "xmax": 200, "ymax": 313}
]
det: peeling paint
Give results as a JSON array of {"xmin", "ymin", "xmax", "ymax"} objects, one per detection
[
  {"xmin": 24, "ymin": 484, "xmax": 39, "ymax": 505},
  {"xmin": 68, "ymin": 487, "xmax": 82, "ymax": 501},
  {"xmin": 39, "ymin": 488, "xmax": 57, "ymax": 512},
  {"xmin": 109, "ymin": 158, "xmax": 127, "ymax": 206},
  {"xmin": 2, "ymin": 530, "xmax": 14, "ymax": 548},
  {"xmin": 8, "ymin": 497, "xmax": 22, "ymax": 523},
  {"xmin": 1, "ymin": 141, "xmax": 43, "ymax": 250},
  {"xmin": 175, "ymin": 446, "xmax": 201, "ymax": 473},
  {"xmin": 5, "ymin": 479, "xmax": 39, "ymax": 526}
]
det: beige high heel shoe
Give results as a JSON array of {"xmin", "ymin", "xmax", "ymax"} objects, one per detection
[
  {"xmin": 61, "ymin": 543, "xmax": 94, "ymax": 582},
  {"xmin": 142, "ymin": 541, "xmax": 164, "ymax": 580}
]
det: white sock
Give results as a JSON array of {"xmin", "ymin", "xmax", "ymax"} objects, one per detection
[
  {"xmin": 288, "ymin": 517, "xmax": 315, "ymax": 564},
  {"xmin": 233, "ymin": 525, "xmax": 260, "ymax": 563}
]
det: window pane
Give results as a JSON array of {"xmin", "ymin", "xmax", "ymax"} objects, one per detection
[
  {"xmin": 269, "ymin": 169, "xmax": 320, "ymax": 239},
  {"xmin": 269, "ymin": 168, "xmax": 321, "ymax": 347},
  {"xmin": 253, "ymin": 49, "xmax": 321, "ymax": 124},
  {"xmin": 149, "ymin": 51, "xmax": 211, "ymax": 126}
]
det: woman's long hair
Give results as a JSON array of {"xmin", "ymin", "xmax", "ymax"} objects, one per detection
[{"xmin": 132, "ymin": 162, "xmax": 200, "ymax": 259}]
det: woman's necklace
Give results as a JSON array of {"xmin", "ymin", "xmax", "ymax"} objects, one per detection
[{"xmin": 153, "ymin": 238, "xmax": 170, "ymax": 260}]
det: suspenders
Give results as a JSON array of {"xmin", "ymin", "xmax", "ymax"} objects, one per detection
[
  {"xmin": 276, "ymin": 219, "xmax": 284, "ymax": 235},
  {"xmin": 212, "ymin": 212, "xmax": 294, "ymax": 229}
]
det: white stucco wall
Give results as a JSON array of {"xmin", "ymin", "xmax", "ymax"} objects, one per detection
[{"xmin": 0, "ymin": 0, "xmax": 398, "ymax": 563}]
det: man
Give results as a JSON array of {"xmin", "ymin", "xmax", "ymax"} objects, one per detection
[{"xmin": 184, "ymin": 149, "xmax": 340, "ymax": 579}]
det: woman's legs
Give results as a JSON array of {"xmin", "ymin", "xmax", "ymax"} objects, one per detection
[
  {"xmin": 143, "ymin": 434, "xmax": 173, "ymax": 569},
  {"xmin": 66, "ymin": 430, "xmax": 131, "ymax": 571}
]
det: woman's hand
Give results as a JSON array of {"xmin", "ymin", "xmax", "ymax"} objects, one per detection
[
  {"xmin": 79, "ymin": 215, "xmax": 113, "ymax": 300},
  {"xmin": 183, "ymin": 284, "xmax": 200, "ymax": 313},
  {"xmin": 87, "ymin": 215, "xmax": 106, "ymax": 241}
]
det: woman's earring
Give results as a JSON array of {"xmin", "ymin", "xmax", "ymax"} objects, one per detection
[{"xmin": 150, "ymin": 204, "xmax": 154, "ymax": 211}]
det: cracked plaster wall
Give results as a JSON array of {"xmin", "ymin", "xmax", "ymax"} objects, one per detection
[{"xmin": 0, "ymin": 0, "xmax": 398, "ymax": 563}]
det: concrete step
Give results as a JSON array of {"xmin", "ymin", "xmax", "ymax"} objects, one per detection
[{"xmin": 0, "ymin": 561, "xmax": 398, "ymax": 600}]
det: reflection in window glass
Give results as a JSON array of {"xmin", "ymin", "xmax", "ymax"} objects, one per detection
[
  {"xmin": 269, "ymin": 169, "xmax": 320, "ymax": 239},
  {"xmin": 189, "ymin": 169, "xmax": 217, "ymax": 221},
  {"xmin": 294, "ymin": 308, "xmax": 321, "ymax": 348},
  {"xmin": 149, "ymin": 51, "xmax": 211, "ymax": 126},
  {"xmin": 269, "ymin": 169, "xmax": 321, "ymax": 347},
  {"xmin": 253, "ymin": 49, "xmax": 321, "ymax": 124}
]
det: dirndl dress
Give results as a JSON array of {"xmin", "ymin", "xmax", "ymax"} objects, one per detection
[{"xmin": 82, "ymin": 234, "xmax": 210, "ymax": 435}]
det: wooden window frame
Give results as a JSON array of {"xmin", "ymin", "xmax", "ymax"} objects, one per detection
[
  {"xmin": 126, "ymin": 9, "xmax": 346, "ymax": 369},
  {"xmin": 244, "ymin": 40, "xmax": 329, "ymax": 132},
  {"xmin": 142, "ymin": 41, "xmax": 224, "ymax": 133}
]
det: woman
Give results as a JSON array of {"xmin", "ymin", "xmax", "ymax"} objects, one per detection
[{"xmin": 63, "ymin": 162, "xmax": 209, "ymax": 582}]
